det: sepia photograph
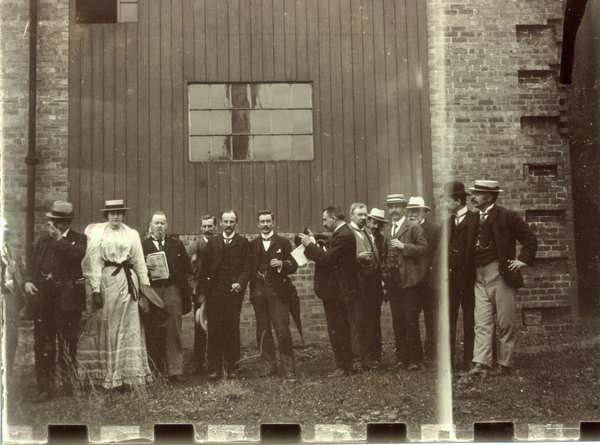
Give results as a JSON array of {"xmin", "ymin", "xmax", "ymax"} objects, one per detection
[{"xmin": 1, "ymin": 0, "xmax": 599, "ymax": 442}]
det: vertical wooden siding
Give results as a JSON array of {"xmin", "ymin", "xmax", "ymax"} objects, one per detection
[{"xmin": 68, "ymin": 0, "xmax": 431, "ymax": 234}]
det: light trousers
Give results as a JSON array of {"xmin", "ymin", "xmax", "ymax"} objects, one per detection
[{"xmin": 472, "ymin": 261, "xmax": 517, "ymax": 367}]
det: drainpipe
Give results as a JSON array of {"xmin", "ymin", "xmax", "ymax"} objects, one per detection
[{"xmin": 25, "ymin": 0, "xmax": 38, "ymax": 267}]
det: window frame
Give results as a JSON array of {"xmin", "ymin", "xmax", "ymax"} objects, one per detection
[{"xmin": 187, "ymin": 81, "xmax": 316, "ymax": 163}]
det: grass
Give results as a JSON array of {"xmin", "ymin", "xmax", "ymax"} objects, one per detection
[
  {"xmin": 6, "ymin": 340, "xmax": 600, "ymax": 434},
  {"xmin": 6, "ymin": 315, "xmax": 600, "ymax": 440}
]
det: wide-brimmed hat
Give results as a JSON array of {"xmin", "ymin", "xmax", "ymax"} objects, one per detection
[
  {"xmin": 405, "ymin": 196, "xmax": 431, "ymax": 211},
  {"xmin": 469, "ymin": 180, "xmax": 503, "ymax": 194},
  {"xmin": 46, "ymin": 201, "xmax": 75, "ymax": 220},
  {"xmin": 367, "ymin": 208, "xmax": 388, "ymax": 223},
  {"xmin": 100, "ymin": 199, "xmax": 129, "ymax": 212},
  {"xmin": 385, "ymin": 193, "xmax": 408, "ymax": 205},
  {"xmin": 444, "ymin": 180, "xmax": 471, "ymax": 197}
]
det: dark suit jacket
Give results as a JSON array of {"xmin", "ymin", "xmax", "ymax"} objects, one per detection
[
  {"xmin": 142, "ymin": 235, "xmax": 194, "ymax": 314},
  {"xmin": 445, "ymin": 209, "xmax": 479, "ymax": 292},
  {"xmin": 199, "ymin": 233, "xmax": 251, "ymax": 296},
  {"xmin": 486, "ymin": 205, "xmax": 538, "ymax": 289},
  {"xmin": 383, "ymin": 219, "xmax": 428, "ymax": 289},
  {"xmin": 304, "ymin": 223, "xmax": 358, "ymax": 302},
  {"xmin": 25, "ymin": 229, "xmax": 87, "ymax": 312},
  {"xmin": 420, "ymin": 219, "xmax": 441, "ymax": 288},
  {"xmin": 249, "ymin": 234, "xmax": 298, "ymax": 300},
  {"xmin": 191, "ymin": 235, "xmax": 211, "ymax": 302}
]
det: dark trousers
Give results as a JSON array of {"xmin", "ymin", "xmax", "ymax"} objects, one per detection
[
  {"xmin": 449, "ymin": 281, "xmax": 475, "ymax": 367},
  {"xmin": 389, "ymin": 286, "xmax": 422, "ymax": 365},
  {"xmin": 193, "ymin": 301, "xmax": 207, "ymax": 373},
  {"xmin": 417, "ymin": 281, "xmax": 437, "ymax": 359},
  {"xmin": 33, "ymin": 293, "xmax": 80, "ymax": 392},
  {"xmin": 251, "ymin": 282, "xmax": 294, "ymax": 371},
  {"xmin": 206, "ymin": 285, "xmax": 243, "ymax": 374},
  {"xmin": 321, "ymin": 297, "xmax": 353, "ymax": 371},
  {"xmin": 358, "ymin": 272, "xmax": 383, "ymax": 363}
]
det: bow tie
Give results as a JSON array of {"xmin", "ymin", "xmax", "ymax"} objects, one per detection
[{"xmin": 261, "ymin": 237, "xmax": 272, "ymax": 242}]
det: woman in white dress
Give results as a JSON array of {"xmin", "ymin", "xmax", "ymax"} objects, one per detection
[{"xmin": 78, "ymin": 199, "xmax": 153, "ymax": 389}]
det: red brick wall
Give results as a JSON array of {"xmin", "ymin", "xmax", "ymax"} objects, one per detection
[{"xmin": 426, "ymin": 0, "xmax": 577, "ymax": 332}]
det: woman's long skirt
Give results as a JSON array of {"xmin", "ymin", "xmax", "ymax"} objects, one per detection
[{"xmin": 77, "ymin": 266, "xmax": 152, "ymax": 389}]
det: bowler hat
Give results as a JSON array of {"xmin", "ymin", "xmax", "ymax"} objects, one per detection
[
  {"xmin": 405, "ymin": 196, "xmax": 431, "ymax": 211},
  {"xmin": 469, "ymin": 180, "xmax": 503, "ymax": 194},
  {"xmin": 100, "ymin": 199, "xmax": 129, "ymax": 212},
  {"xmin": 46, "ymin": 201, "xmax": 75, "ymax": 220},
  {"xmin": 444, "ymin": 180, "xmax": 470, "ymax": 197},
  {"xmin": 385, "ymin": 193, "xmax": 408, "ymax": 205},
  {"xmin": 367, "ymin": 208, "xmax": 388, "ymax": 223}
]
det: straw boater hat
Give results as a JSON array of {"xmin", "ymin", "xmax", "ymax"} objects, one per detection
[
  {"xmin": 100, "ymin": 199, "xmax": 129, "ymax": 212},
  {"xmin": 367, "ymin": 208, "xmax": 388, "ymax": 223},
  {"xmin": 469, "ymin": 180, "xmax": 503, "ymax": 194},
  {"xmin": 444, "ymin": 180, "xmax": 471, "ymax": 198},
  {"xmin": 46, "ymin": 201, "xmax": 75, "ymax": 220},
  {"xmin": 385, "ymin": 193, "xmax": 408, "ymax": 205},
  {"xmin": 405, "ymin": 196, "xmax": 431, "ymax": 212}
]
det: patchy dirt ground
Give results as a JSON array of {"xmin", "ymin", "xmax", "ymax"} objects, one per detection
[{"xmin": 5, "ymin": 335, "xmax": 600, "ymax": 439}]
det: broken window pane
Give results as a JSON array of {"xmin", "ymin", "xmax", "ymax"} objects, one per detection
[
  {"xmin": 231, "ymin": 84, "xmax": 250, "ymax": 108},
  {"xmin": 188, "ymin": 83, "xmax": 314, "ymax": 161}
]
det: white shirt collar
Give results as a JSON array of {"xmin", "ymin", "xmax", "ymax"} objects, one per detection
[
  {"xmin": 481, "ymin": 203, "xmax": 495, "ymax": 215},
  {"xmin": 62, "ymin": 228, "xmax": 70, "ymax": 238},
  {"xmin": 393, "ymin": 216, "xmax": 405, "ymax": 227},
  {"xmin": 223, "ymin": 232, "xmax": 236, "ymax": 240},
  {"xmin": 334, "ymin": 222, "xmax": 346, "ymax": 233},
  {"xmin": 261, "ymin": 231, "xmax": 274, "ymax": 240},
  {"xmin": 350, "ymin": 221, "xmax": 363, "ymax": 231},
  {"xmin": 456, "ymin": 206, "xmax": 468, "ymax": 218}
]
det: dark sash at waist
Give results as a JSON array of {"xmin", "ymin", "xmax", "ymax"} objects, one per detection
[{"xmin": 104, "ymin": 260, "xmax": 139, "ymax": 301}]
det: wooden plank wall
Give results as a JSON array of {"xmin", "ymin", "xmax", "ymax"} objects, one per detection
[{"xmin": 68, "ymin": 0, "xmax": 431, "ymax": 234}]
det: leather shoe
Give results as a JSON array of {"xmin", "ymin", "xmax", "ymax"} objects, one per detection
[
  {"xmin": 327, "ymin": 368, "xmax": 349, "ymax": 378},
  {"xmin": 225, "ymin": 369, "xmax": 239, "ymax": 380},
  {"xmin": 467, "ymin": 363, "xmax": 489, "ymax": 377},
  {"xmin": 168, "ymin": 375, "xmax": 186, "ymax": 384},
  {"xmin": 406, "ymin": 363, "xmax": 421, "ymax": 371},
  {"xmin": 283, "ymin": 370, "xmax": 297, "ymax": 382},
  {"xmin": 490, "ymin": 365, "xmax": 513, "ymax": 376},
  {"xmin": 207, "ymin": 371, "xmax": 222, "ymax": 381},
  {"xmin": 33, "ymin": 390, "xmax": 53, "ymax": 403}
]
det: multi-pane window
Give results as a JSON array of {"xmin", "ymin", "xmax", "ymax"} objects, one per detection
[
  {"xmin": 188, "ymin": 83, "xmax": 314, "ymax": 162},
  {"xmin": 75, "ymin": 0, "xmax": 138, "ymax": 23}
]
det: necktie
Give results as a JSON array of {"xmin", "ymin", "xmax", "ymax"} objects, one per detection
[
  {"xmin": 158, "ymin": 239, "xmax": 164, "ymax": 251},
  {"xmin": 364, "ymin": 229, "xmax": 377, "ymax": 258},
  {"xmin": 392, "ymin": 223, "xmax": 399, "ymax": 237},
  {"xmin": 480, "ymin": 211, "xmax": 487, "ymax": 223}
]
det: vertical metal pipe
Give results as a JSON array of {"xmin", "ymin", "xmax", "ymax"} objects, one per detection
[{"xmin": 25, "ymin": 0, "xmax": 38, "ymax": 267}]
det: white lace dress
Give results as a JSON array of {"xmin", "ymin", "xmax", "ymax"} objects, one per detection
[{"xmin": 77, "ymin": 222, "xmax": 153, "ymax": 389}]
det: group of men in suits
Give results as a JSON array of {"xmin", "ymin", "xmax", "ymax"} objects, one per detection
[
  {"xmin": 191, "ymin": 209, "xmax": 299, "ymax": 381},
  {"xmin": 300, "ymin": 179, "xmax": 537, "ymax": 377},
  {"xmin": 300, "ymin": 195, "xmax": 439, "ymax": 375},
  {"xmin": 8, "ymin": 176, "xmax": 537, "ymax": 401}
]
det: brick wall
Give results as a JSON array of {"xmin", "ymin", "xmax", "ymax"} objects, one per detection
[
  {"xmin": 426, "ymin": 0, "xmax": 578, "ymax": 333},
  {"xmin": 1, "ymin": 0, "xmax": 69, "ymax": 255},
  {"xmin": 1, "ymin": 0, "xmax": 30, "ymax": 254}
]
